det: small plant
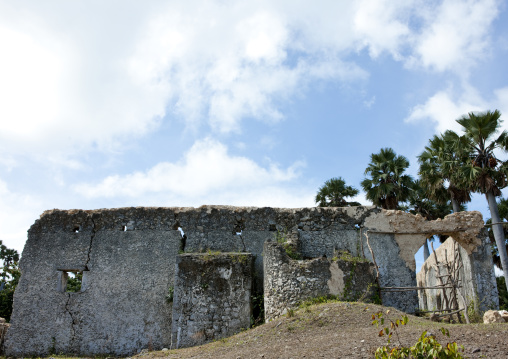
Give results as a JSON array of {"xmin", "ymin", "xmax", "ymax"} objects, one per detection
[
  {"xmin": 251, "ymin": 293, "xmax": 265, "ymax": 327},
  {"xmin": 275, "ymin": 228, "xmax": 288, "ymax": 244},
  {"xmin": 334, "ymin": 249, "xmax": 369, "ymax": 263},
  {"xmin": 202, "ymin": 249, "xmax": 222, "ymax": 261},
  {"xmin": 166, "ymin": 286, "xmax": 174, "ymax": 303},
  {"xmin": 49, "ymin": 336, "xmax": 56, "ymax": 355},
  {"xmin": 299, "ymin": 294, "xmax": 340, "ymax": 309},
  {"xmin": 274, "ymin": 227, "xmax": 302, "ymax": 260},
  {"xmin": 372, "ymin": 310, "xmax": 464, "ymax": 358},
  {"xmin": 283, "ymin": 243, "xmax": 302, "ymax": 260},
  {"xmin": 286, "ymin": 308, "xmax": 295, "ymax": 318}
]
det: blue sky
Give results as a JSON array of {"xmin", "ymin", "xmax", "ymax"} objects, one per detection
[{"xmin": 1, "ymin": 0, "xmax": 508, "ymax": 272}]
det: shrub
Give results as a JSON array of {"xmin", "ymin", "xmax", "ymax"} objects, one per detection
[{"xmin": 372, "ymin": 310, "xmax": 464, "ymax": 358}]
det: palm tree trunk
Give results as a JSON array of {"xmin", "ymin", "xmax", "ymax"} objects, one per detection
[
  {"xmin": 486, "ymin": 191, "xmax": 508, "ymax": 291},
  {"xmin": 451, "ymin": 198, "xmax": 460, "ymax": 213}
]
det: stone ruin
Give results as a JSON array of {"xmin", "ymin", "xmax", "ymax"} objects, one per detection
[{"xmin": 4, "ymin": 205, "xmax": 498, "ymax": 356}]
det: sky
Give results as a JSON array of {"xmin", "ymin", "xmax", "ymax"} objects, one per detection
[{"xmin": 1, "ymin": 0, "xmax": 508, "ymax": 272}]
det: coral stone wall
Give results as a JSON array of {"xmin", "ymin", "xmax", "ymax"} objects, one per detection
[
  {"xmin": 4, "ymin": 206, "xmax": 492, "ymax": 356},
  {"xmin": 263, "ymin": 242, "xmax": 376, "ymax": 321},
  {"xmin": 171, "ymin": 253, "xmax": 253, "ymax": 348}
]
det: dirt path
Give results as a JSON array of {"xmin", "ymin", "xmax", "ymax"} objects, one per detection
[{"xmin": 137, "ymin": 302, "xmax": 508, "ymax": 359}]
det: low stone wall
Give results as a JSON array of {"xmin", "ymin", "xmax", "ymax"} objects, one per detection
[
  {"xmin": 171, "ymin": 253, "xmax": 253, "ymax": 348},
  {"xmin": 263, "ymin": 242, "xmax": 376, "ymax": 321}
]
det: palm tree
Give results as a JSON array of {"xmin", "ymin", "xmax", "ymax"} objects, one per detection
[
  {"xmin": 456, "ymin": 109, "xmax": 508, "ymax": 289},
  {"xmin": 418, "ymin": 131, "xmax": 471, "ymax": 212},
  {"xmin": 361, "ymin": 148, "xmax": 414, "ymax": 210},
  {"xmin": 315, "ymin": 177, "xmax": 360, "ymax": 207},
  {"xmin": 486, "ymin": 198, "xmax": 508, "ymax": 270}
]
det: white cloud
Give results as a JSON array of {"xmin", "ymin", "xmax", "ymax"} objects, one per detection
[
  {"xmin": 406, "ymin": 84, "xmax": 508, "ymax": 133},
  {"xmin": 411, "ymin": 0, "xmax": 499, "ymax": 72},
  {"xmin": 75, "ymin": 138, "xmax": 311, "ymax": 207},
  {"xmin": 353, "ymin": 0, "xmax": 413, "ymax": 59},
  {"xmin": 0, "ymin": 179, "xmax": 43, "ymax": 253},
  {"xmin": 0, "ymin": 0, "xmax": 501, "ymax": 160}
]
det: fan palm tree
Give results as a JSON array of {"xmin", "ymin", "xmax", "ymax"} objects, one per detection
[
  {"xmin": 315, "ymin": 177, "xmax": 360, "ymax": 207},
  {"xmin": 418, "ymin": 131, "xmax": 471, "ymax": 212},
  {"xmin": 486, "ymin": 197, "xmax": 508, "ymax": 270},
  {"xmin": 456, "ymin": 109, "xmax": 508, "ymax": 289},
  {"xmin": 361, "ymin": 148, "xmax": 414, "ymax": 210}
]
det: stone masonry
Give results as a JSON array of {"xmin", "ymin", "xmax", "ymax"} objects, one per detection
[
  {"xmin": 4, "ymin": 206, "xmax": 496, "ymax": 356},
  {"xmin": 263, "ymin": 242, "xmax": 376, "ymax": 320},
  {"xmin": 171, "ymin": 253, "xmax": 253, "ymax": 348}
]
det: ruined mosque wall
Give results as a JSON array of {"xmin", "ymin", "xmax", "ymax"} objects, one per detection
[
  {"xmin": 4, "ymin": 206, "xmax": 494, "ymax": 356},
  {"xmin": 417, "ymin": 236, "xmax": 499, "ymax": 312}
]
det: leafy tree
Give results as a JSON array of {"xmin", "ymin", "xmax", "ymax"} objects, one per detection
[
  {"xmin": 0, "ymin": 241, "xmax": 20, "ymax": 322},
  {"xmin": 418, "ymin": 131, "xmax": 471, "ymax": 212},
  {"xmin": 456, "ymin": 110, "xmax": 508, "ymax": 289},
  {"xmin": 315, "ymin": 177, "xmax": 360, "ymax": 207},
  {"xmin": 361, "ymin": 148, "xmax": 414, "ymax": 210}
]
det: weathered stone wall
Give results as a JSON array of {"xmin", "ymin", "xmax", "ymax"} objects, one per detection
[
  {"xmin": 5, "ymin": 208, "xmax": 179, "ymax": 356},
  {"xmin": 417, "ymin": 236, "xmax": 499, "ymax": 313},
  {"xmin": 263, "ymin": 242, "xmax": 376, "ymax": 321},
  {"xmin": 171, "ymin": 253, "xmax": 253, "ymax": 348},
  {"xmin": 4, "ymin": 206, "xmax": 491, "ymax": 356}
]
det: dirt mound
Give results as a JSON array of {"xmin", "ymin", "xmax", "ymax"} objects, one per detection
[{"xmin": 140, "ymin": 302, "xmax": 508, "ymax": 359}]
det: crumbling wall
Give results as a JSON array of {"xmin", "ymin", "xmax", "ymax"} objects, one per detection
[
  {"xmin": 5, "ymin": 208, "xmax": 180, "ymax": 356},
  {"xmin": 263, "ymin": 242, "xmax": 376, "ymax": 321},
  {"xmin": 171, "ymin": 253, "xmax": 253, "ymax": 348},
  {"xmin": 5, "ymin": 206, "xmax": 491, "ymax": 356},
  {"xmin": 417, "ymin": 236, "xmax": 498, "ymax": 313}
]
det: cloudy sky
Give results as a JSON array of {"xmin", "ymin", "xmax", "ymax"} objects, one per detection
[{"xmin": 1, "ymin": 0, "xmax": 508, "ymax": 263}]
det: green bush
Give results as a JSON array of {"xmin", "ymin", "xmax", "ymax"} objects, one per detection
[{"xmin": 372, "ymin": 311, "xmax": 464, "ymax": 358}]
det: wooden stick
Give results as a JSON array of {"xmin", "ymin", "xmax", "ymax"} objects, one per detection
[
  {"xmin": 381, "ymin": 285, "xmax": 458, "ymax": 290},
  {"xmin": 431, "ymin": 308, "xmax": 464, "ymax": 318},
  {"xmin": 430, "ymin": 242, "xmax": 450, "ymax": 312}
]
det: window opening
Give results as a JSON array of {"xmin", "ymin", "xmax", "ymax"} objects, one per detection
[
  {"xmin": 66, "ymin": 271, "xmax": 83, "ymax": 292},
  {"xmin": 58, "ymin": 270, "xmax": 85, "ymax": 293},
  {"xmin": 73, "ymin": 225, "xmax": 80, "ymax": 233}
]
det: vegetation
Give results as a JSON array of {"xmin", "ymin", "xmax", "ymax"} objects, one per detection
[
  {"xmin": 372, "ymin": 310, "xmax": 464, "ymax": 358},
  {"xmin": 497, "ymin": 276, "xmax": 508, "ymax": 310},
  {"xmin": 274, "ymin": 228, "xmax": 301, "ymax": 260},
  {"xmin": 361, "ymin": 148, "xmax": 414, "ymax": 210},
  {"xmin": 455, "ymin": 110, "xmax": 508, "ymax": 288},
  {"xmin": 315, "ymin": 177, "xmax": 360, "ymax": 207},
  {"xmin": 418, "ymin": 131, "xmax": 471, "ymax": 212},
  {"xmin": 0, "ymin": 241, "xmax": 20, "ymax": 321},
  {"xmin": 66, "ymin": 272, "xmax": 82, "ymax": 293}
]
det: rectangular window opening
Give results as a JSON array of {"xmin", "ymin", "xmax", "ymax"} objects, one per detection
[
  {"xmin": 58, "ymin": 270, "xmax": 86, "ymax": 293},
  {"xmin": 66, "ymin": 271, "xmax": 82, "ymax": 292}
]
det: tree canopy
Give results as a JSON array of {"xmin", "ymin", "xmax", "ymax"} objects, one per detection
[
  {"xmin": 361, "ymin": 148, "xmax": 414, "ymax": 210},
  {"xmin": 315, "ymin": 177, "xmax": 360, "ymax": 207}
]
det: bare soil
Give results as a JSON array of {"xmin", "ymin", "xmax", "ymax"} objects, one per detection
[{"xmin": 138, "ymin": 302, "xmax": 508, "ymax": 359}]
